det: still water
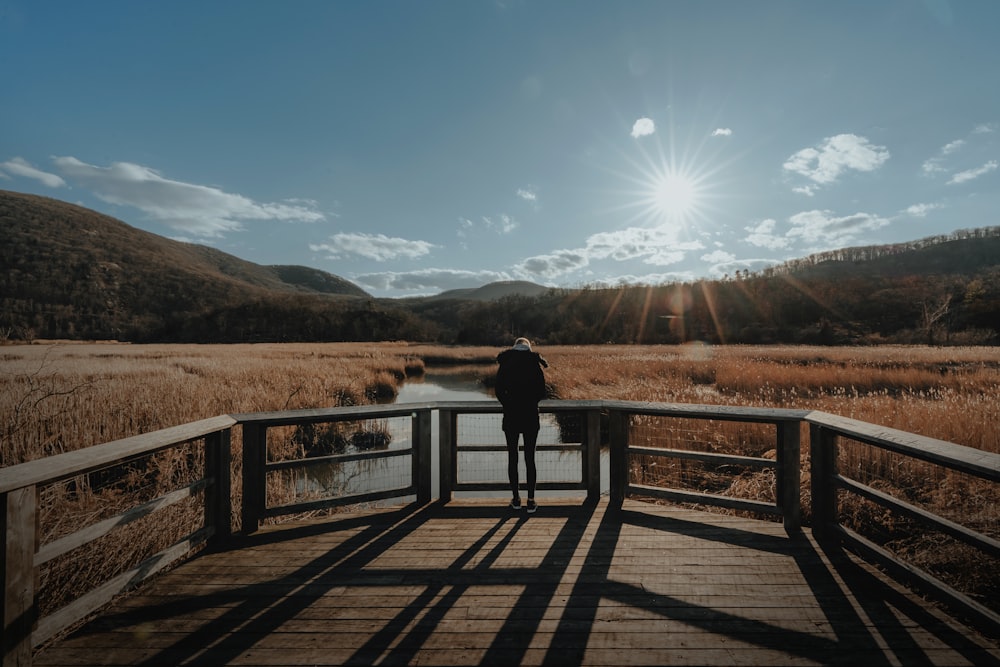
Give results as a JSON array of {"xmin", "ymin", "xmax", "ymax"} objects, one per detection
[
  {"xmin": 297, "ymin": 371, "xmax": 606, "ymax": 503},
  {"xmin": 394, "ymin": 370, "xmax": 493, "ymax": 403},
  {"xmin": 396, "ymin": 371, "xmax": 575, "ymax": 498}
]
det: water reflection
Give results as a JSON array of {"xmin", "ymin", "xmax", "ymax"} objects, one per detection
[
  {"xmin": 394, "ymin": 370, "xmax": 492, "ymax": 403},
  {"xmin": 296, "ymin": 370, "xmax": 605, "ymax": 503}
]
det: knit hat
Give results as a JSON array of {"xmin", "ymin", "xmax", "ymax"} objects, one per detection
[{"xmin": 513, "ymin": 337, "xmax": 531, "ymax": 351}]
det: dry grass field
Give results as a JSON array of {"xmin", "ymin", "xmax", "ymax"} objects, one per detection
[
  {"xmin": 2, "ymin": 341, "xmax": 998, "ymax": 618},
  {"xmin": 4, "ymin": 342, "xmax": 998, "ymax": 464}
]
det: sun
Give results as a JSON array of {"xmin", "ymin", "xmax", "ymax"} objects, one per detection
[
  {"xmin": 596, "ymin": 114, "xmax": 734, "ymax": 235},
  {"xmin": 652, "ymin": 170, "xmax": 700, "ymax": 220},
  {"xmin": 603, "ymin": 142, "xmax": 717, "ymax": 232}
]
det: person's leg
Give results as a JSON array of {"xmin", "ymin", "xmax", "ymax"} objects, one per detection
[
  {"xmin": 504, "ymin": 428, "xmax": 521, "ymax": 505},
  {"xmin": 523, "ymin": 426, "xmax": 539, "ymax": 504}
]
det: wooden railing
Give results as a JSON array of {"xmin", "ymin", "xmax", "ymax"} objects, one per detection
[
  {"xmin": 0, "ymin": 416, "xmax": 237, "ymax": 666},
  {"xmin": 808, "ymin": 411, "xmax": 1000, "ymax": 638},
  {"xmin": 2, "ymin": 400, "xmax": 998, "ymax": 665}
]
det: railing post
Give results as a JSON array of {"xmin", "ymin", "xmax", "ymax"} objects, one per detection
[
  {"xmin": 412, "ymin": 409, "xmax": 433, "ymax": 504},
  {"xmin": 205, "ymin": 429, "xmax": 232, "ymax": 545},
  {"xmin": 241, "ymin": 422, "xmax": 266, "ymax": 534},
  {"xmin": 810, "ymin": 424, "xmax": 838, "ymax": 541},
  {"xmin": 776, "ymin": 421, "xmax": 801, "ymax": 534},
  {"xmin": 438, "ymin": 409, "xmax": 455, "ymax": 503},
  {"xmin": 608, "ymin": 409, "xmax": 629, "ymax": 508},
  {"xmin": 3, "ymin": 485, "xmax": 37, "ymax": 667},
  {"xmin": 585, "ymin": 409, "xmax": 602, "ymax": 501}
]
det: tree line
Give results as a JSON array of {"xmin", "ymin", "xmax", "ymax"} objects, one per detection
[{"xmin": 3, "ymin": 224, "xmax": 999, "ymax": 346}]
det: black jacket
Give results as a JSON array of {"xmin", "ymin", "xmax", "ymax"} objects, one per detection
[{"xmin": 495, "ymin": 349, "xmax": 548, "ymax": 414}]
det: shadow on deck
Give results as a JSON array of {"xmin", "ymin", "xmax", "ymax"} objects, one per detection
[{"xmin": 33, "ymin": 498, "xmax": 1000, "ymax": 667}]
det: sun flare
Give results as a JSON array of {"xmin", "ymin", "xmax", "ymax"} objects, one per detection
[
  {"xmin": 652, "ymin": 170, "xmax": 700, "ymax": 220},
  {"xmin": 600, "ymin": 116, "xmax": 733, "ymax": 236}
]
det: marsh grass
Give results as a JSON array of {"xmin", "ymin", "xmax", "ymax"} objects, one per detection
[
  {"xmin": 536, "ymin": 343, "xmax": 999, "ymax": 611},
  {"xmin": 3, "ymin": 342, "xmax": 998, "ymax": 618}
]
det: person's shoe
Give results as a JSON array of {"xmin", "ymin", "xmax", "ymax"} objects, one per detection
[
  {"xmin": 526, "ymin": 499, "xmax": 537, "ymax": 514},
  {"xmin": 510, "ymin": 498, "xmax": 522, "ymax": 510}
]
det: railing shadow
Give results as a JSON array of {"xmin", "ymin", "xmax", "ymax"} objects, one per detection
[
  {"xmin": 812, "ymin": 539, "xmax": 1000, "ymax": 666},
  {"xmin": 51, "ymin": 499, "xmax": 999, "ymax": 666},
  {"xmin": 601, "ymin": 505, "xmax": 1000, "ymax": 666},
  {"xmin": 77, "ymin": 503, "xmax": 427, "ymax": 666}
]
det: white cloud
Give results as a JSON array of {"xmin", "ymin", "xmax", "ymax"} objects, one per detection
[
  {"xmin": 921, "ymin": 157, "xmax": 946, "ymax": 175},
  {"xmin": 515, "ymin": 225, "xmax": 706, "ymax": 280},
  {"xmin": 645, "ymin": 248, "xmax": 687, "ymax": 265},
  {"xmin": 516, "ymin": 187, "xmax": 537, "ymax": 201},
  {"xmin": 941, "ymin": 139, "xmax": 966, "ymax": 155},
  {"xmin": 0, "ymin": 157, "xmax": 67, "ymax": 188},
  {"xmin": 701, "ymin": 250, "xmax": 735, "ymax": 264},
  {"xmin": 792, "ymin": 185, "xmax": 818, "ymax": 197},
  {"xmin": 516, "ymin": 249, "xmax": 589, "ymax": 279},
  {"xmin": 905, "ymin": 203, "xmax": 942, "ymax": 217},
  {"xmin": 631, "ymin": 117, "xmax": 655, "ymax": 138},
  {"xmin": 459, "ymin": 213, "xmax": 518, "ymax": 236},
  {"xmin": 52, "ymin": 156, "xmax": 323, "ymax": 237},
  {"xmin": 745, "ymin": 219, "xmax": 791, "ymax": 249},
  {"xmin": 354, "ymin": 268, "xmax": 511, "ymax": 292},
  {"xmin": 456, "ymin": 217, "xmax": 475, "ymax": 238},
  {"xmin": 708, "ymin": 258, "xmax": 782, "ymax": 278},
  {"xmin": 948, "ymin": 160, "xmax": 998, "ymax": 185},
  {"xmin": 786, "ymin": 209, "xmax": 891, "ymax": 246},
  {"xmin": 588, "ymin": 270, "xmax": 695, "ymax": 287},
  {"xmin": 310, "ymin": 232, "xmax": 436, "ymax": 262},
  {"xmin": 783, "ymin": 134, "xmax": 890, "ymax": 188},
  {"xmin": 584, "ymin": 227, "xmax": 702, "ymax": 265},
  {"xmin": 923, "ymin": 126, "xmax": 998, "ymax": 181},
  {"xmin": 492, "ymin": 214, "xmax": 518, "ymax": 234},
  {"xmin": 711, "ymin": 128, "xmax": 732, "ymax": 137}
]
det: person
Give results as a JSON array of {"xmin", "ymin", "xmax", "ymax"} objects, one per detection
[{"xmin": 495, "ymin": 337, "xmax": 548, "ymax": 514}]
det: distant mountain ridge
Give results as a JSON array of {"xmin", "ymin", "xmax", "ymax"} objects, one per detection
[
  {"xmin": 1, "ymin": 189, "xmax": 369, "ymax": 297},
  {"xmin": 0, "ymin": 190, "xmax": 374, "ymax": 340},
  {"xmin": 2, "ymin": 189, "xmax": 998, "ymax": 344},
  {"xmin": 762, "ymin": 226, "xmax": 1000, "ymax": 280},
  {"xmin": 424, "ymin": 280, "xmax": 551, "ymax": 302}
]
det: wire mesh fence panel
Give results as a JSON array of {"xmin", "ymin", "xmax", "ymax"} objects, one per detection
[
  {"xmin": 455, "ymin": 412, "xmax": 583, "ymax": 486},
  {"xmin": 265, "ymin": 416, "xmax": 414, "ymax": 507},
  {"xmin": 835, "ymin": 435, "xmax": 1000, "ymax": 615},
  {"xmin": 627, "ymin": 414, "xmax": 778, "ymax": 504}
]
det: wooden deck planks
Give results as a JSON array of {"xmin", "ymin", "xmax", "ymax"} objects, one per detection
[{"xmin": 34, "ymin": 498, "xmax": 1000, "ymax": 666}]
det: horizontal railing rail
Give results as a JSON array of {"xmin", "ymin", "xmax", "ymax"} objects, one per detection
[
  {"xmin": 434, "ymin": 400, "xmax": 602, "ymax": 501},
  {"xmin": 3, "ymin": 400, "xmax": 998, "ymax": 665},
  {"xmin": 808, "ymin": 411, "xmax": 1000, "ymax": 637},
  {"xmin": 234, "ymin": 404, "xmax": 435, "ymax": 531},
  {"xmin": 1, "ymin": 416, "xmax": 237, "ymax": 665},
  {"xmin": 602, "ymin": 401, "xmax": 811, "ymax": 533}
]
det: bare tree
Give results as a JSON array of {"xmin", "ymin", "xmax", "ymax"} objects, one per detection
[{"xmin": 921, "ymin": 294, "xmax": 952, "ymax": 345}]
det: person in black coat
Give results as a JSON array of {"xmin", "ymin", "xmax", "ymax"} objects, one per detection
[{"xmin": 495, "ymin": 337, "xmax": 548, "ymax": 513}]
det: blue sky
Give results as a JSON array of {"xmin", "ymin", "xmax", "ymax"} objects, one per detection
[{"xmin": 2, "ymin": 1, "xmax": 998, "ymax": 298}]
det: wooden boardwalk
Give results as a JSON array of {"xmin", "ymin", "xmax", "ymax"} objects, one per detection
[{"xmin": 34, "ymin": 498, "xmax": 1000, "ymax": 666}]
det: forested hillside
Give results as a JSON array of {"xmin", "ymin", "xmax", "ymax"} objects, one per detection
[
  {"xmin": 2, "ymin": 190, "xmax": 998, "ymax": 345},
  {"xmin": 404, "ymin": 229, "xmax": 1000, "ymax": 346},
  {"xmin": 0, "ymin": 190, "xmax": 430, "ymax": 342}
]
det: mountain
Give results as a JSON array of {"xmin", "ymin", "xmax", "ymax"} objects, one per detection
[
  {"xmin": 0, "ymin": 190, "xmax": 372, "ymax": 341},
  {"xmin": 2, "ymin": 189, "xmax": 998, "ymax": 345},
  {"xmin": 270, "ymin": 264, "xmax": 369, "ymax": 297},
  {"xmin": 763, "ymin": 227, "xmax": 1000, "ymax": 280},
  {"xmin": 421, "ymin": 280, "xmax": 551, "ymax": 302}
]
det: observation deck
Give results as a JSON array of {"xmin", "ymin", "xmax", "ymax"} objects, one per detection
[{"xmin": 3, "ymin": 400, "xmax": 998, "ymax": 666}]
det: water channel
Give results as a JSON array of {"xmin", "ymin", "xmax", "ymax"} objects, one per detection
[
  {"xmin": 296, "ymin": 370, "xmax": 608, "ymax": 504},
  {"xmin": 396, "ymin": 370, "xmax": 580, "ymax": 499}
]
